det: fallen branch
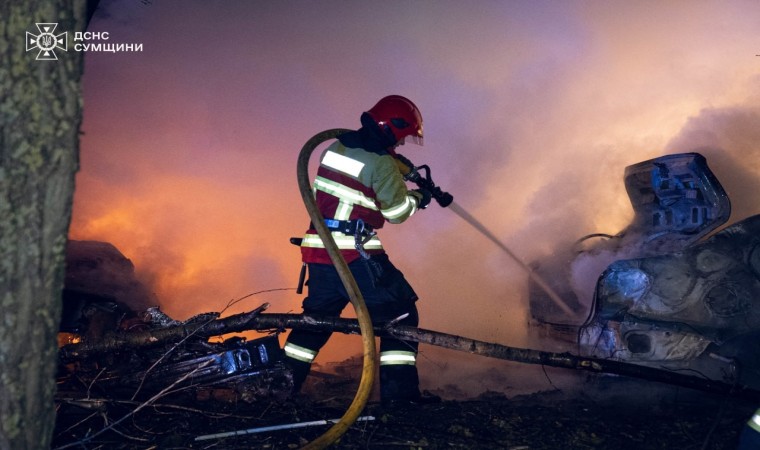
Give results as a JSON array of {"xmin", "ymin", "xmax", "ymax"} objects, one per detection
[
  {"xmin": 250, "ymin": 313, "xmax": 759, "ymax": 399},
  {"xmin": 59, "ymin": 303, "xmax": 271, "ymax": 363},
  {"xmin": 59, "ymin": 309, "xmax": 760, "ymax": 400}
]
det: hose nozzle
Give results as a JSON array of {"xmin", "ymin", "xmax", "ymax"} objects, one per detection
[{"xmin": 395, "ymin": 154, "xmax": 453, "ymax": 208}]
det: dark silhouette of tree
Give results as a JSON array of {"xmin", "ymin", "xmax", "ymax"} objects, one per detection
[{"xmin": 0, "ymin": 1, "xmax": 87, "ymax": 448}]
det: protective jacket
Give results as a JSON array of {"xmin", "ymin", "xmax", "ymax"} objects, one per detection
[{"xmin": 300, "ymin": 136, "xmax": 423, "ymax": 265}]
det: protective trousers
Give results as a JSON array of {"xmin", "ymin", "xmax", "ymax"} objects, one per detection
[{"xmin": 284, "ymin": 254, "xmax": 421, "ymax": 402}]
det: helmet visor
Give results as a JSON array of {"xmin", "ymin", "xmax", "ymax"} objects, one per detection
[
  {"xmin": 389, "ymin": 118, "xmax": 423, "ymax": 146},
  {"xmin": 410, "ymin": 123, "xmax": 423, "ymax": 146}
]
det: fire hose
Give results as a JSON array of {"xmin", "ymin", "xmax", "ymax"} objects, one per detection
[{"xmin": 297, "ymin": 129, "xmax": 376, "ymax": 449}]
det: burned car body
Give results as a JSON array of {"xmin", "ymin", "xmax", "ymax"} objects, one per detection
[
  {"xmin": 580, "ymin": 215, "xmax": 760, "ymax": 388},
  {"xmin": 530, "ymin": 153, "xmax": 760, "ymax": 389}
]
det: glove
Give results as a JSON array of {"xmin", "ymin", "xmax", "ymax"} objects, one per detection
[{"xmin": 412, "ymin": 188, "xmax": 432, "ymax": 209}]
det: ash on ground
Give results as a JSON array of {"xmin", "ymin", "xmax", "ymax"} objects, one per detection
[{"xmin": 54, "ymin": 353, "xmax": 755, "ymax": 449}]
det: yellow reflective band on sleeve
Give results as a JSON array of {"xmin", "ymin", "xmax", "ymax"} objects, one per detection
[
  {"xmin": 749, "ymin": 409, "xmax": 760, "ymax": 433},
  {"xmin": 284, "ymin": 342, "xmax": 318, "ymax": 363},
  {"xmin": 314, "ymin": 177, "xmax": 378, "ymax": 210},
  {"xmin": 379, "ymin": 350, "xmax": 417, "ymax": 366},
  {"xmin": 322, "ymin": 150, "xmax": 365, "ymax": 177},
  {"xmin": 301, "ymin": 233, "xmax": 383, "ymax": 250},
  {"xmin": 381, "ymin": 195, "xmax": 417, "ymax": 220}
]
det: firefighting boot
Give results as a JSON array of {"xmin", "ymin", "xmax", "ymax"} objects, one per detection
[
  {"xmin": 286, "ymin": 359, "xmax": 312, "ymax": 395},
  {"xmin": 380, "ymin": 365, "xmax": 420, "ymax": 403}
]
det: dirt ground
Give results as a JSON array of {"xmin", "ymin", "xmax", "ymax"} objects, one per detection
[{"xmin": 53, "ymin": 367, "xmax": 756, "ymax": 450}]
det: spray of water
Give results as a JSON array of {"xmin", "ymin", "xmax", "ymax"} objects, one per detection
[{"xmin": 446, "ymin": 201, "xmax": 574, "ymax": 316}]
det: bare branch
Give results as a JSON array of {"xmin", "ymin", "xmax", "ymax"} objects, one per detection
[{"xmin": 54, "ymin": 358, "xmax": 215, "ymax": 449}]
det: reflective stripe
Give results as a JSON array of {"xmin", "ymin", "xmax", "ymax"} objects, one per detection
[
  {"xmin": 749, "ymin": 409, "xmax": 760, "ymax": 433},
  {"xmin": 314, "ymin": 177, "xmax": 378, "ymax": 210},
  {"xmin": 335, "ymin": 200, "xmax": 352, "ymax": 221},
  {"xmin": 301, "ymin": 233, "xmax": 383, "ymax": 250},
  {"xmin": 381, "ymin": 195, "xmax": 417, "ymax": 220},
  {"xmin": 379, "ymin": 350, "xmax": 417, "ymax": 366},
  {"xmin": 284, "ymin": 343, "xmax": 318, "ymax": 363},
  {"xmin": 322, "ymin": 150, "xmax": 365, "ymax": 177}
]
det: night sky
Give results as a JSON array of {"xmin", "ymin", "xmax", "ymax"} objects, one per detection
[{"xmin": 70, "ymin": 1, "xmax": 760, "ymax": 383}]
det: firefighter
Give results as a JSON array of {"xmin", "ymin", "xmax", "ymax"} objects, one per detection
[
  {"xmin": 284, "ymin": 95, "xmax": 432, "ymax": 404},
  {"xmin": 738, "ymin": 407, "xmax": 760, "ymax": 449}
]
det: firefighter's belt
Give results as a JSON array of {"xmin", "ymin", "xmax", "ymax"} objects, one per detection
[{"xmin": 324, "ymin": 218, "xmax": 374, "ymax": 236}]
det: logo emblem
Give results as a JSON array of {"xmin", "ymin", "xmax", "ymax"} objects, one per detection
[{"xmin": 26, "ymin": 23, "xmax": 67, "ymax": 60}]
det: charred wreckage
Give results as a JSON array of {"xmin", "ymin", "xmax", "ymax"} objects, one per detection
[
  {"xmin": 530, "ymin": 152, "xmax": 760, "ymax": 392},
  {"xmin": 58, "ymin": 307, "xmax": 294, "ymax": 405},
  {"xmin": 57, "ymin": 243, "xmax": 294, "ymax": 406}
]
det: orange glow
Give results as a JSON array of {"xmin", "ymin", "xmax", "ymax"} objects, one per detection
[{"xmin": 71, "ymin": 170, "xmax": 306, "ymax": 319}]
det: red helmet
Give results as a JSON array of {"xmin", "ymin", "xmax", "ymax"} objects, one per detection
[{"xmin": 365, "ymin": 95, "xmax": 423, "ymax": 146}]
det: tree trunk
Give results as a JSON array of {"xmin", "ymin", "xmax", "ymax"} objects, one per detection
[
  {"xmin": 0, "ymin": 1, "xmax": 86, "ymax": 448},
  {"xmin": 60, "ymin": 309, "xmax": 760, "ymax": 401}
]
